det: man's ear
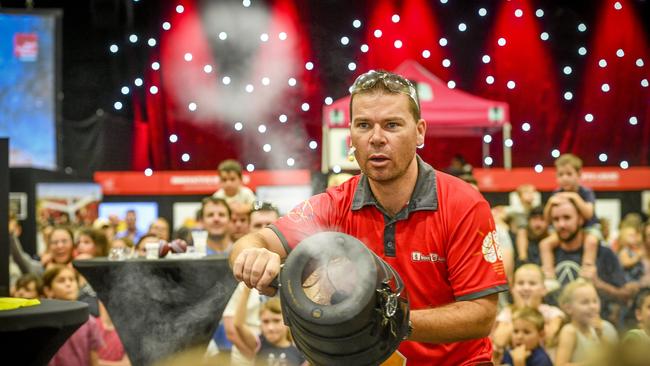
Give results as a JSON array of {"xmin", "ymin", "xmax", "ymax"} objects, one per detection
[{"xmin": 416, "ymin": 118, "xmax": 426, "ymax": 146}]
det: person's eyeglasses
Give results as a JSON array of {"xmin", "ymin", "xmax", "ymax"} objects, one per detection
[
  {"xmin": 252, "ymin": 201, "xmax": 278, "ymax": 213},
  {"xmin": 349, "ymin": 70, "xmax": 419, "ymax": 112}
]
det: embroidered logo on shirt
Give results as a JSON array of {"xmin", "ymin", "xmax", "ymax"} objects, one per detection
[
  {"xmin": 411, "ymin": 251, "xmax": 446, "ymax": 263},
  {"xmin": 481, "ymin": 230, "xmax": 503, "ymax": 264},
  {"xmin": 286, "ymin": 200, "xmax": 315, "ymax": 223}
]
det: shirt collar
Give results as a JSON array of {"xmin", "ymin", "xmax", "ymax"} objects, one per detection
[{"xmin": 352, "ymin": 155, "xmax": 438, "ymax": 213}]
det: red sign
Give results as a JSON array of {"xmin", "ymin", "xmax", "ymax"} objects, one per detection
[
  {"xmin": 14, "ymin": 33, "xmax": 38, "ymax": 61},
  {"xmin": 474, "ymin": 167, "xmax": 650, "ymax": 192},
  {"xmin": 94, "ymin": 170, "xmax": 312, "ymax": 196},
  {"xmin": 95, "ymin": 166, "xmax": 649, "ymax": 196}
]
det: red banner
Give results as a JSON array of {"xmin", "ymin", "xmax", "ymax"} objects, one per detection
[
  {"xmin": 94, "ymin": 167, "xmax": 649, "ymax": 196},
  {"xmin": 474, "ymin": 167, "xmax": 650, "ymax": 192},
  {"xmin": 94, "ymin": 170, "xmax": 311, "ymax": 196}
]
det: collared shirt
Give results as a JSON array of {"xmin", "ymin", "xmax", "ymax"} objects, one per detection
[{"xmin": 271, "ymin": 156, "xmax": 508, "ymax": 366}]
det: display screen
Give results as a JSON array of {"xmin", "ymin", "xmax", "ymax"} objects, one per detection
[
  {"xmin": 98, "ymin": 202, "xmax": 160, "ymax": 237},
  {"xmin": 0, "ymin": 11, "xmax": 58, "ymax": 169}
]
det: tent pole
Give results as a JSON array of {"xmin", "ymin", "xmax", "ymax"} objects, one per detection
[
  {"xmin": 503, "ymin": 122, "xmax": 512, "ymax": 170},
  {"xmin": 321, "ymin": 124, "xmax": 329, "ymax": 174}
]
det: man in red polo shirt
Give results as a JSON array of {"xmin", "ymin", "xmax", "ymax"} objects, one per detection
[{"xmin": 230, "ymin": 70, "xmax": 508, "ymax": 365}]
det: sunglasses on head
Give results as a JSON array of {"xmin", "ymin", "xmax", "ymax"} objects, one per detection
[
  {"xmin": 252, "ymin": 201, "xmax": 278, "ymax": 213},
  {"xmin": 349, "ymin": 70, "xmax": 420, "ymax": 112}
]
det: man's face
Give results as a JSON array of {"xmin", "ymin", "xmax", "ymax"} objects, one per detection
[
  {"xmin": 125, "ymin": 211, "xmax": 137, "ymax": 229},
  {"xmin": 556, "ymin": 164, "xmax": 580, "ymax": 191},
  {"xmin": 528, "ymin": 215, "xmax": 548, "ymax": 238},
  {"xmin": 229, "ymin": 208, "xmax": 250, "ymax": 241},
  {"xmin": 220, "ymin": 171, "xmax": 242, "ymax": 197},
  {"xmin": 350, "ymin": 92, "xmax": 425, "ymax": 183},
  {"xmin": 250, "ymin": 211, "xmax": 279, "ymax": 232},
  {"xmin": 201, "ymin": 202, "xmax": 230, "ymax": 237},
  {"xmin": 550, "ymin": 201, "xmax": 583, "ymax": 243}
]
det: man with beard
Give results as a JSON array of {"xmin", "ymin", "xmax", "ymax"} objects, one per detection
[
  {"xmin": 549, "ymin": 197, "xmax": 636, "ymax": 318},
  {"xmin": 514, "ymin": 206, "xmax": 548, "ymax": 268},
  {"xmin": 200, "ymin": 197, "xmax": 233, "ymax": 255},
  {"xmin": 229, "ymin": 70, "xmax": 508, "ymax": 366}
]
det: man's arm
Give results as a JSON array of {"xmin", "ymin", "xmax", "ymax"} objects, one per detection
[
  {"xmin": 408, "ymin": 293, "xmax": 498, "ymax": 344},
  {"xmin": 229, "ymin": 227, "xmax": 287, "ymax": 295}
]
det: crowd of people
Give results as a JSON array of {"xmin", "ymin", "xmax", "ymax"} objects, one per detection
[
  {"xmin": 7, "ymin": 159, "xmax": 296, "ymax": 366},
  {"xmin": 451, "ymin": 153, "xmax": 650, "ymax": 366},
  {"xmin": 6, "ymin": 68, "xmax": 650, "ymax": 366}
]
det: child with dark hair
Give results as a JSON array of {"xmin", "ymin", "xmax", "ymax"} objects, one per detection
[
  {"xmin": 213, "ymin": 159, "xmax": 256, "ymax": 205},
  {"xmin": 43, "ymin": 265, "xmax": 103, "ymax": 366},
  {"xmin": 12, "ymin": 273, "xmax": 42, "ymax": 299}
]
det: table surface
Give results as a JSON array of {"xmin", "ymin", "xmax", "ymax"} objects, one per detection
[
  {"xmin": 73, "ymin": 255, "xmax": 237, "ymax": 366},
  {"xmin": 0, "ymin": 299, "xmax": 89, "ymax": 332}
]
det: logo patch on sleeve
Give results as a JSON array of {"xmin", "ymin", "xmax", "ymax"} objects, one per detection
[{"xmin": 481, "ymin": 230, "xmax": 503, "ymax": 264}]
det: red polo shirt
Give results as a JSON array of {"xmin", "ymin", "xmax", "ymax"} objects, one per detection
[{"xmin": 271, "ymin": 157, "xmax": 508, "ymax": 366}]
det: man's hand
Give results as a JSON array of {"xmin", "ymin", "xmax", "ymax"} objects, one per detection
[{"xmin": 232, "ymin": 247, "xmax": 281, "ymax": 296}]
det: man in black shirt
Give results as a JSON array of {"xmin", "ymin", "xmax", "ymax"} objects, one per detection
[
  {"xmin": 549, "ymin": 198, "xmax": 638, "ymax": 321},
  {"xmin": 514, "ymin": 206, "xmax": 548, "ymax": 268}
]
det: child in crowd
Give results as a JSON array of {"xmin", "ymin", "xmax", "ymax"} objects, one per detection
[
  {"xmin": 233, "ymin": 287, "xmax": 306, "ymax": 366},
  {"xmin": 500, "ymin": 307, "xmax": 553, "ymax": 366},
  {"xmin": 555, "ymin": 279, "xmax": 618, "ymax": 366},
  {"xmin": 617, "ymin": 225, "xmax": 645, "ymax": 282},
  {"xmin": 537, "ymin": 154, "xmax": 601, "ymax": 280},
  {"xmin": 77, "ymin": 227, "xmax": 110, "ymax": 258},
  {"xmin": 493, "ymin": 264, "xmax": 565, "ymax": 355},
  {"xmin": 213, "ymin": 159, "xmax": 256, "ymax": 206},
  {"xmin": 75, "ymin": 228, "xmax": 110, "ymax": 317},
  {"xmin": 110, "ymin": 237, "xmax": 134, "ymax": 251},
  {"xmin": 43, "ymin": 265, "xmax": 103, "ymax": 366},
  {"xmin": 624, "ymin": 288, "xmax": 650, "ymax": 342},
  {"xmin": 12, "ymin": 273, "xmax": 42, "ymax": 299}
]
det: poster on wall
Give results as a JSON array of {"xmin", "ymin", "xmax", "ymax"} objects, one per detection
[
  {"xmin": 173, "ymin": 202, "xmax": 202, "ymax": 230},
  {"xmin": 35, "ymin": 183, "xmax": 102, "ymax": 230},
  {"xmin": 9, "ymin": 192, "xmax": 27, "ymax": 220},
  {"xmin": 98, "ymin": 202, "xmax": 159, "ymax": 237}
]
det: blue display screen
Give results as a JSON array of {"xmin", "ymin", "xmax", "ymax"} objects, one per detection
[{"xmin": 0, "ymin": 12, "xmax": 57, "ymax": 169}]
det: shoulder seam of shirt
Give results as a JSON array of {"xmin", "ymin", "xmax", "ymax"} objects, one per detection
[
  {"xmin": 268, "ymin": 224, "xmax": 291, "ymax": 254},
  {"xmin": 456, "ymin": 284, "xmax": 509, "ymax": 301}
]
